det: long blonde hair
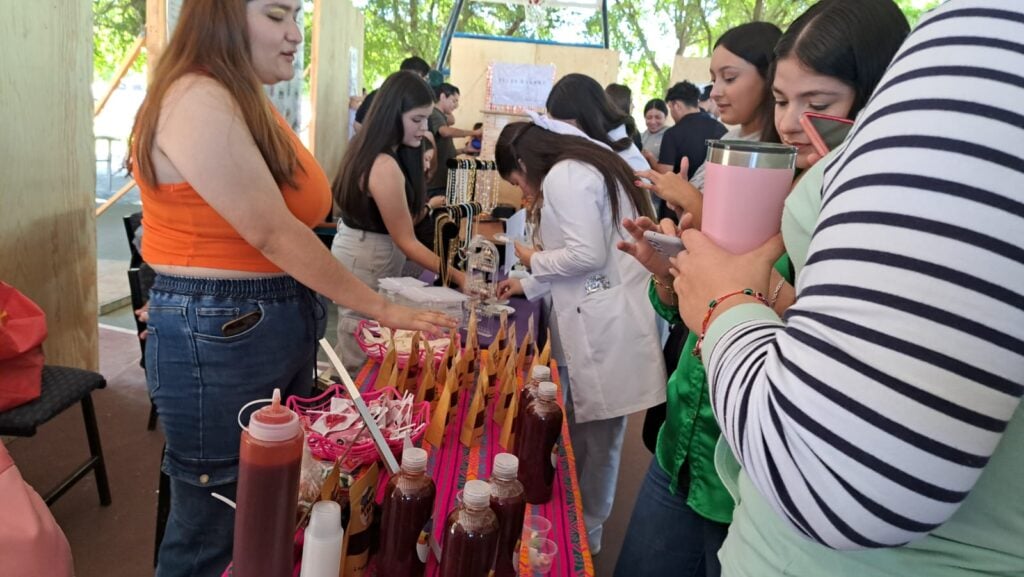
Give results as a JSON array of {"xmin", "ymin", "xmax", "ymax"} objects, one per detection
[{"xmin": 129, "ymin": 0, "xmax": 297, "ymax": 188}]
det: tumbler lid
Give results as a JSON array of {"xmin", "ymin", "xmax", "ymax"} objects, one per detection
[{"xmin": 705, "ymin": 140, "xmax": 797, "ymax": 170}]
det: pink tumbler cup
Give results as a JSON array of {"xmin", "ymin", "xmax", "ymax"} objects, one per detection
[{"xmin": 701, "ymin": 141, "xmax": 797, "ymax": 254}]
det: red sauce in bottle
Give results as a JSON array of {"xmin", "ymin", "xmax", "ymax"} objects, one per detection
[
  {"xmin": 517, "ymin": 382, "xmax": 562, "ymax": 504},
  {"xmin": 439, "ymin": 480, "xmax": 500, "ymax": 577},
  {"xmin": 233, "ymin": 389, "xmax": 303, "ymax": 577},
  {"xmin": 489, "ymin": 454, "xmax": 526, "ymax": 577},
  {"xmin": 513, "ymin": 365, "xmax": 551, "ymax": 454},
  {"xmin": 379, "ymin": 448, "xmax": 436, "ymax": 577}
]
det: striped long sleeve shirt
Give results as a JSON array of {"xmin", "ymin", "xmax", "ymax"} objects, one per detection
[{"xmin": 703, "ymin": 1, "xmax": 1024, "ymax": 551}]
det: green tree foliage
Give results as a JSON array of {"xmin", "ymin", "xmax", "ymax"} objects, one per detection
[
  {"xmin": 92, "ymin": 0, "xmax": 943, "ymax": 97},
  {"xmin": 93, "ymin": 0, "xmax": 147, "ymax": 80}
]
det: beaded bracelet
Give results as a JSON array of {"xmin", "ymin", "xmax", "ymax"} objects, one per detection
[
  {"xmin": 692, "ymin": 288, "xmax": 768, "ymax": 358},
  {"xmin": 651, "ymin": 274, "xmax": 677, "ymax": 305}
]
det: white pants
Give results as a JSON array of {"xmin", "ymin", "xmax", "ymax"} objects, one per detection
[
  {"xmin": 560, "ymin": 365, "xmax": 627, "ymax": 553},
  {"xmin": 331, "ymin": 223, "xmax": 406, "ymax": 374}
]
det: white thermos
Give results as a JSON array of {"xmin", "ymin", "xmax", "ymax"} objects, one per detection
[{"xmin": 299, "ymin": 500, "xmax": 344, "ymax": 577}]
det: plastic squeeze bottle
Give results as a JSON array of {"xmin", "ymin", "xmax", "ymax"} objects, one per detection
[
  {"xmin": 517, "ymin": 382, "xmax": 563, "ymax": 504},
  {"xmin": 299, "ymin": 501, "xmax": 344, "ymax": 577},
  {"xmin": 439, "ymin": 480, "xmax": 500, "ymax": 577},
  {"xmin": 379, "ymin": 447, "xmax": 436, "ymax": 577},
  {"xmin": 233, "ymin": 388, "xmax": 304, "ymax": 577},
  {"xmin": 489, "ymin": 453, "xmax": 527, "ymax": 577}
]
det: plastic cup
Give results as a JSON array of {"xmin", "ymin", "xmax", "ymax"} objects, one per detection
[
  {"xmin": 521, "ymin": 515, "xmax": 551, "ymax": 548},
  {"xmin": 527, "ymin": 538, "xmax": 558, "ymax": 574}
]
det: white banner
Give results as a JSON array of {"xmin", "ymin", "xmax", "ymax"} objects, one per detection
[{"xmin": 489, "ymin": 63, "xmax": 555, "ymax": 110}]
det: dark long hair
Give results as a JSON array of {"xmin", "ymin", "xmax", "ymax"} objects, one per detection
[
  {"xmin": 546, "ymin": 74, "xmax": 633, "ymax": 153},
  {"xmin": 334, "ymin": 71, "xmax": 432, "ymax": 216},
  {"xmin": 130, "ymin": 0, "xmax": 297, "ymax": 188},
  {"xmin": 495, "ymin": 122, "xmax": 655, "ymax": 228},
  {"xmin": 714, "ymin": 21, "xmax": 782, "ymax": 138},
  {"xmin": 762, "ymin": 0, "xmax": 909, "ymax": 142}
]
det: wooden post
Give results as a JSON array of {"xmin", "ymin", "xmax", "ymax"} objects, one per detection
[
  {"xmin": 94, "ymin": 34, "xmax": 146, "ymax": 117},
  {"xmin": 145, "ymin": 0, "xmax": 169, "ymax": 80}
]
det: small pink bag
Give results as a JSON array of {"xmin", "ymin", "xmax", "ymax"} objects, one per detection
[{"xmin": 0, "ymin": 440, "xmax": 74, "ymax": 577}]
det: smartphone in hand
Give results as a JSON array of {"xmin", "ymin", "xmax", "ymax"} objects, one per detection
[
  {"xmin": 643, "ymin": 230, "xmax": 685, "ymax": 258},
  {"xmin": 800, "ymin": 112, "xmax": 855, "ymax": 157}
]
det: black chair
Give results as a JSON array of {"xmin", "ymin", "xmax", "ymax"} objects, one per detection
[
  {"xmin": 121, "ymin": 213, "xmax": 171, "ymax": 565},
  {"xmin": 122, "ymin": 213, "xmax": 158, "ymax": 431},
  {"xmin": 0, "ymin": 365, "xmax": 111, "ymax": 506}
]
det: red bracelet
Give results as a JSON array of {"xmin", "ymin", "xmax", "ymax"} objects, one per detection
[{"xmin": 692, "ymin": 289, "xmax": 768, "ymax": 358}]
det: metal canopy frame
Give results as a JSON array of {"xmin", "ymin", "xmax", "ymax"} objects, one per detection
[{"xmin": 435, "ymin": 0, "xmax": 609, "ymax": 72}]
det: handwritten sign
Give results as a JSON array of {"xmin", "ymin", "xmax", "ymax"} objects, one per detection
[{"xmin": 488, "ymin": 63, "xmax": 555, "ymax": 110}]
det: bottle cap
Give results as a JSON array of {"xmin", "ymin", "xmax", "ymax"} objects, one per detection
[
  {"xmin": 307, "ymin": 501, "xmax": 343, "ymax": 540},
  {"xmin": 530, "ymin": 365, "xmax": 551, "ymax": 381},
  {"xmin": 248, "ymin": 388, "xmax": 301, "ymax": 442},
  {"xmin": 463, "ymin": 480, "xmax": 491, "ymax": 508},
  {"xmin": 492, "ymin": 453, "xmax": 519, "ymax": 480},
  {"xmin": 538, "ymin": 382, "xmax": 557, "ymax": 401},
  {"xmin": 402, "ymin": 447, "xmax": 428, "ymax": 473}
]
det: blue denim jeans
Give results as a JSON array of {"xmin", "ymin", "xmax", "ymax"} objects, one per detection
[
  {"xmin": 614, "ymin": 461, "xmax": 729, "ymax": 577},
  {"xmin": 146, "ymin": 275, "xmax": 326, "ymax": 577}
]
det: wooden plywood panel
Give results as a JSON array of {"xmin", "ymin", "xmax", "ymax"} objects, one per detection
[
  {"xmin": 0, "ymin": 1, "xmax": 97, "ymax": 370},
  {"xmin": 449, "ymin": 37, "xmax": 620, "ymax": 131},
  {"xmin": 449, "ymin": 37, "xmax": 538, "ymax": 132},
  {"xmin": 534, "ymin": 43, "xmax": 619, "ymax": 87},
  {"xmin": 670, "ymin": 56, "xmax": 712, "ymax": 87},
  {"xmin": 310, "ymin": 0, "xmax": 364, "ymax": 183}
]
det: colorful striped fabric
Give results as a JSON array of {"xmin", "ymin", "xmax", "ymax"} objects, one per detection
[{"xmin": 355, "ymin": 355, "xmax": 594, "ymax": 577}]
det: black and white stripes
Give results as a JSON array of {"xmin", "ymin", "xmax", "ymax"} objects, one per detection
[{"xmin": 706, "ymin": 1, "xmax": 1024, "ymax": 550}]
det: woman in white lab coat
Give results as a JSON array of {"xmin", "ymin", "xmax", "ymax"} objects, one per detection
[{"xmin": 495, "ymin": 121, "xmax": 667, "ymax": 553}]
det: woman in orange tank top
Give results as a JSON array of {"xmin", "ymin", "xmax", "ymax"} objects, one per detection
[{"xmin": 129, "ymin": 2, "xmax": 454, "ymax": 576}]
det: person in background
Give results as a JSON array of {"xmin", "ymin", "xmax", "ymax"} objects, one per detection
[
  {"xmin": 637, "ymin": 21, "xmax": 783, "ymax": 220},
  {"xmin": 640, "ymin": 98, "xmax": 670, "ymax": 169},
  {"xmin": 656, "ymin": 81, "xmax": 727, "ymax": 178},
  {"xmin": 332, "ymin": 71, "xmax": 465, "ymax": 374},
  {"xmin": 672, "ymin": 2, "xmax": 1024, "ymax": 576},
  {"xmin": 606, "ymin": 82, "xmax": 643, "ymax": 149},
  {"xmin": 128, "ymin": 2, "xmax": 452, "ymax": 575},
  {"xmin": 546, "ymin": 73, "xmax": 650, "ymax": 174},
  {"xmin": 425, "ymin": 83, "xmax": 482, "ymax": 207},
  {"xmin": 698, "ymin": 84, "xmax": 719, "ymax": 119},
  {"xmin": 353, "ymin": 55, "xmax": 431, "ymax": 132},
  {"xmin": 494, "ymin": 121, "xmax": 667, "ymax": 556},
  {"xmin": 613, "ymin": 20, "xmax": 783, "ymax": 577},
  {"xmin": 463, "ymin": 121, "xmax": 483, "ymax": 155},
  {"xmin": 0, "ymin": 440, "xmax": 74, "ymax": 577}
]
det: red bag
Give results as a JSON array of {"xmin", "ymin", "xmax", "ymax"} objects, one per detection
[{"xmin": 0, "ymin": 282, "xmax": 47, "ymax": 411}]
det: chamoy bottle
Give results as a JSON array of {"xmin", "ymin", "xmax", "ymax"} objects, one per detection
[
  {"xmin": 513, "ymin": 365, "xmax": 551, "ymax": 453},
  {"xmin": 299, "ymin": 501, "xmax": 344, "ymax": 577},
  {"xmin": 489, "ymin": 453, "xmax": 527, "ymax": 577},
  {"xmin": 379, "ymin": 448, "xmax": 436, "ymax": 577},
  {"xmin": 439, "ymin": 480, "xmax": 500, "ymax": 577},
  {"xmin": 233, "ymin": 388, "xmax": 304, "ymax": 577},
  {"xmin": 517, "ymin": 382, "xmax": 562, "ymax": 504}
]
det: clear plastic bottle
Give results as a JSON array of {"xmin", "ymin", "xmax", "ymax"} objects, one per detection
[
  {"xmin": 379, "ymin": 448, "xmax": 436, "ymax": 577},
  {"xmin": 513, "ymin": 365, "xmax": 551, "ymax": 454},
  {"xmin": 439, "ymin": 480, "xmax": 500, "ymax": 577},
  {"xmin": 517, "ymin": 382, "xmax": 563, "ymax": 504},
  {"xmin": 233, "ymin": 388, "xmax": 304, "ymax": 577},
  {"xmin": 489, "ymin": 454, "xmax": 527, "ymax": 577}
]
